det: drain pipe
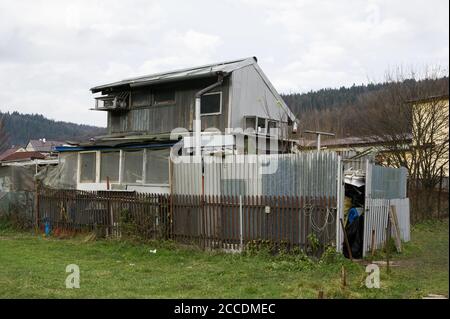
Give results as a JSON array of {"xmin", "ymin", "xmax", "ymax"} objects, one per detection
[{"xmin": 194, "ymin": 72, "xmax": 226, "ymax": 156}]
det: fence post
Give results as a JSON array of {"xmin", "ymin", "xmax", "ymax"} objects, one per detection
[
  {"xmin": 438, "ymin": 167, "xmax": 443, "ymax": 219},
  {"xmin": 34, "ymin": 181, "xmax": 40, "ymax": 231},
  {"xmin": 239, "ymin": 195, "xmax": 243, "ymax": 252}
]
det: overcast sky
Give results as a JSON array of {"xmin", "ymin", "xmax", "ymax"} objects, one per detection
[{"xmin": 0, "ymin": 0, "xmax": 448, "ymax": 127}]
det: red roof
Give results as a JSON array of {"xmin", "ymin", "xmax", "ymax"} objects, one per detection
[
  {"xmin": 0, "ymin": 147, "xmax": 22, "ymax": 161},
  {"xmin": 1, "ymin": 151, "xmax": 46, "ymax": 162}
]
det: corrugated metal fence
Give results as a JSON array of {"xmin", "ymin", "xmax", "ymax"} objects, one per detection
[
  {"xmin": 363, "ymin": 197, "xmax": 411, "ymax": 256},
  {"xmin": 173, "ymin": 152, "xmax": 339, "ymax": 198}
]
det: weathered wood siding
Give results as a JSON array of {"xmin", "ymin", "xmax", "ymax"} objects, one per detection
[{"xmin": 107, "ymin": 77, "xmax": 230, "ymax": 135}]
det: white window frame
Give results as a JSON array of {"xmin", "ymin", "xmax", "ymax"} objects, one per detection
[
  {"xmin": 99, "ymin": 150, "xmax": 121, "ymax": 183},
  {"xmin": 77, "ymin": 151, "xmax": 99, "ymax": 184},
  {"xmin": 121, "ymin": 149, "xmax": 145, "ymax": 185},
  {"xmin": 200, "ymin": 91, "xmax": 222, "ymax": 116}
]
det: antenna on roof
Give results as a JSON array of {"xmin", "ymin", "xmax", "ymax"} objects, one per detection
[{"xmin": 304, "ymin": 130, "xmax": 335, "ymax": 152}]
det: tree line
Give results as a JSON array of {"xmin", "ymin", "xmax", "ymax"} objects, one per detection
[{"xmin": 0, "ymin": 111, "xmax": 106, "ymax": 148}]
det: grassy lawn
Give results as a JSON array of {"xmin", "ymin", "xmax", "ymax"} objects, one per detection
[{"xmin": 0, "ymin": 219, "xmax": 448, "ymax": 298}]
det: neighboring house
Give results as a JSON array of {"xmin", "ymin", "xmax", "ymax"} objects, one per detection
[
  {"xmin": 0, "ymin": 146, "xmax": 26, "ymax": 161},
  {"xmin": 55, "ymin": 57, "xmax": 298, "ymax": 193},
  {"xmin": 25, "ymin": 139, "xmax": 65, "ymax": 156},
  {"xmin": 299, "ymin": 135, "xmax": 413, "ymax": 162},
  {"xmin": 1, "ymin": 151, "xmax": 46, "ymax": 162},
  {"xmin": 408, "ymin": 94, "xmax": 449, "ymax": 178}
]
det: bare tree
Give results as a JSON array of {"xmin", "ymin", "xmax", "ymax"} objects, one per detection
[{"xmin": 355, "ymin": 69, "xmax": 449, "ymax": 220}]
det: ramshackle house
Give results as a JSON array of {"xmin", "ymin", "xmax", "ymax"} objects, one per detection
[{"xmin": 52, "ymin": 57, "xmax": 299, "ymax": 193}]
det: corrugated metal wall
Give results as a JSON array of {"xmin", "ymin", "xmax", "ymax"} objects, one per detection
[
  {"xmin": 363, "ymin": 198, "xmax": 410, "ymax": 257},
  {"xmin": 261, "ymin": 153, "xmax": 338, "ymax": 197},
  {"xmin": 173, "ymin": 152, "xmax": 339, "ymax": 198},
  {"xmin": 172, "ymin": 158, "xmax": 202, "ymax": 195},
  {"xmin": 367, "ymin": 164, "xmax": 408, "ymax": 199}
]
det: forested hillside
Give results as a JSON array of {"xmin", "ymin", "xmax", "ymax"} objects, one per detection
[
  {"xmin": 0, "ymin": 111, "xmax": 106, "ymax": 147},
  {"xmin": 281, "ymin": 76, "xmax": 449, "ymax": 138}
]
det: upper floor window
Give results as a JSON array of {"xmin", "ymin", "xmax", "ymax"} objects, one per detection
[
  {"xmin": 201, "ymin": 92, "xmax": 222, "ymax": 115},
  {"xmin": 154, "ymin": 90, "xmax": 175, "ymax": 104},
  {"xmin": 268, "ymin": 120, "xmax": 279, "ymax": 135},
  {"xmin": 257, "ymin": 118, "xmax": 266, "ymax": 134}
]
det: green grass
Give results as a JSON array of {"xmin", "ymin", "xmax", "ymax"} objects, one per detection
[{"xmin": 0, "ymin": 219, "xmax": 448, "ymax": 298}]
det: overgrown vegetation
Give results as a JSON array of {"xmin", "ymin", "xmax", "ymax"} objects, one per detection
[{"xmin": 0, "ymin": 218, "xmax": 447, "ymax": 298}]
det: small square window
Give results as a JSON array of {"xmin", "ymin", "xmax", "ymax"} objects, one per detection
[
  {"xmin": 245, "ymin": 117, "xmax": 256, "ymax": 131},
  {"xmin": 154, "ymin": 90, "xmax": 175, "ymax": 104},
  {"xmin": 201, "ymin": 92, "xmax": 221, "ymax": 115},
  {"xmin": 257, "ymin": 118, "xmax": 266, "ymax": 133},
  {"xmin": 268, "ymin": 120, "xmax": 279, "ymax": 135}
]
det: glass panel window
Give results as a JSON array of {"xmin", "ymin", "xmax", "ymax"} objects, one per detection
[
  {"xmin": 123, "ymin": 150, "xmax": 144, "ymax": 184},
  {"xmin": 268, "ymin": 120, "xmax": 278, "ymax": 135},
  {"xmin": 100, "ymin": 151, "xmax": 120, "ymax": 182},
  {"xmin": 154, "ymin": 90, "xmax": 175, "ymax": 104},
  {"xmin": 201, "ymin": 92, "xmax": 221, "ymax": 115},
  {"xmin": 245, "ymin": 117, "xmax": 256, "ymax": 131},
  {"xmin": 80, "ymin": 152, "xmax": 96, "ymax": 183},
  {"xmin": 257, "ymin": 117, "xmax": 266, "ymax": 133},
  {"xmin": 145, "ymin": 149, "xmax": 170, "ymax": 184}
]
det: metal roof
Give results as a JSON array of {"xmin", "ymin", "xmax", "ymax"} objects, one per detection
[{"xmin": 90, "ymin": 57, "xmax": 257, "ymax": 93}]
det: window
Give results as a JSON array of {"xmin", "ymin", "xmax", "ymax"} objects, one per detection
[
  {"xmin": 79, "ymin": 152, "xmax": 96, "ymax": 183},
  {"xmin": 145, "ymin": 149, "xmax": 170, "ymax": 184},
  {"xmin": 100, "ymin": 151, "xmax": 120, "ymax": 182},
  {"xmin": 245, "ymin": 117, "xmax": 256, "ymax": 131},
  {"xmin": 154, "ymin": 90, "xmax": 175, "ymax": 104},
  {"xmin": 257, "ymin": 117, "xmax": 266, "ymax": 133},
  {"xmin": 201, "ymin": 92, "xmax": 222, "ymax": 115},
  {"xmin": 268, "ymin": 120, "xmax": 279, "ymax": 135},
  {"xmin": 123, "ymin": 150, "xmax": 144, "ymax": 184}
]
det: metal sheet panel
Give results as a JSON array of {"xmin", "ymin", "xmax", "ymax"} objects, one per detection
[
  {"xmin": 369, "ymin": 164, "xmax": 407, "ymax": 199},
  {"xmin": 363, "ymin": 197, "xmax": 411, "ymax": 257}
]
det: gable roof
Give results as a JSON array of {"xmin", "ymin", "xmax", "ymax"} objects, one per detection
[
  {"xmin": 1, "ymin": 151, "xmax": 46, "ymax": 162},
  {"xmin": 0, "ymin": 147, "xmax": 22, "ymax": 161},
  {"xmin": 27, "ymin": 139, "xmax": 65, "ymax": 153},
  {"xmin": 90, "ymin": 57, "xmax": 257, "ymax": 93},
  {"xmin": 90, "ymin": 57, "xmax": 296, "ymax": 121}
]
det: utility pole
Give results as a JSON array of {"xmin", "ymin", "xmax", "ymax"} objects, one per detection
[{"xmin": 304, "ymin": 130, "xmax": 335, "ymax": 151}]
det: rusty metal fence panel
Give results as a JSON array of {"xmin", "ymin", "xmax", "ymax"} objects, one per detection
[
  {"xmin": 171, "ymin": 194, "xmax": 337, "ymax": 250},
  {"xmin": 37, "ymin": 188, "xmax": 170, "ymax": 239},
  {"xmin": 37, "ymin": 188, "xmax": 337, "ymax": 251}
]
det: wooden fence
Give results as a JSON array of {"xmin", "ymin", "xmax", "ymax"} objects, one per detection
[{"xmin": 37, "ymin": 188, "xmax": 337, "ymax": 250}]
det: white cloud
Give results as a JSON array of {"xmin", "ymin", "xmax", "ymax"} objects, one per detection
[{"xmin": 0, "ymin": 0, "xmax": 448, "ymax": 127}]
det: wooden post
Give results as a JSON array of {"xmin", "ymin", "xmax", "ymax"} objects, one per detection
[
  {"xmin": 318, "ymin": 290, "xmax": 324, "ymax": 299},
  {"xmin": 370, "ymin": 229, "xmax": 376, "ymax": 262},
  {"xmin": 340, "ymin": 218, "xmax": 353, "ymax": 261},
  {"xmin": 168, "ymin": 157, "xmax": 174, "ymax": 239},
  {"xmin": 341, "ymin": 265, "xmax": 347, "ymax": 288},
  {"xmin": 389, "ymin": 205, "xmax": 402, "ymax": 253},
  {"xmin": 437, "ymin": 167, "xmax": 443, "ymax": 219},
  {"xmin": 385, "ymin": 219, "xmax": 391, "ymax": 274},
  {"xmin": 34, "ymin": 181, "xmax": 40, "ymax": 232}
]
